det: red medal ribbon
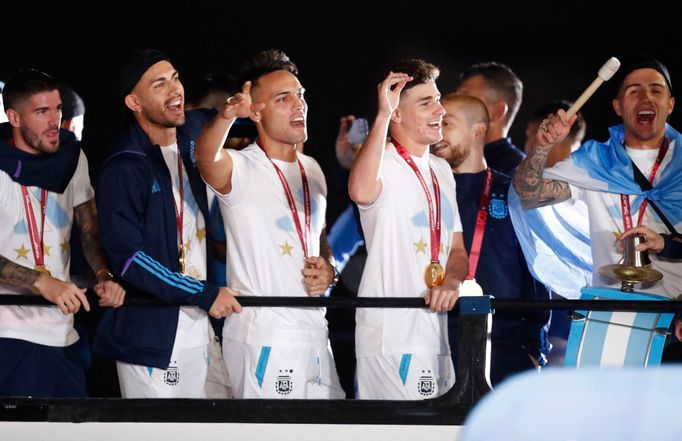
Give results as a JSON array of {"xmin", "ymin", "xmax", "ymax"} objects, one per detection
[
  {"xmin": 259, "ymin": 143, "xmax": 311, "ymax": 257},
  {"xmin": 393, "ymin": 142, "xmax": 441, "ymax": 264},
  {"xmin": 466, "ymin": 168, "xmax": 493, "ymax": 280},
  {"xmin": 620, "ymin": 138, "xmax": 669, "ymax": 232},
  {"xmin": 21, "ymin": 186, "xmax": 48, "ymax": 269}
]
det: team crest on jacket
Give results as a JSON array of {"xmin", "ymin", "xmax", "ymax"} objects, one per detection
[
  {"xmin": 418, "ymin": 370, "xmax": 435, "ymax": 396},
  {"xmin": 164, "ymin": 365, "xmax": 180, "ymax": 386},
  {"xmin": 275, "ymin": 369, "xmax": 294, "ymax": 395},
  {"xmin": 489, "ymin": 194, "xmax": 508, "ymax": 219}
]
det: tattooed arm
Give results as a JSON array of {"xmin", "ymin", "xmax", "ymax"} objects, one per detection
[
  {"xmin": 513, "ymin": 109, "xmax": 575, "ymax": 210},
  {"xmin": 0, "ymin": 255, "xmax": 89, "ymax": 314},
  {"xmin": 74, "ymin": 199, "xmax": 126, "ymax": 307}
]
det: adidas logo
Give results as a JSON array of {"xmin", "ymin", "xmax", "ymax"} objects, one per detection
[{"xmin": 151, "ymin": 179, "xmax": 161, "ymax": 193}]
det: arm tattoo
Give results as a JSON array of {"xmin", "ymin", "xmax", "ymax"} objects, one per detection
[
  {"xmin": 513, "ymin": 148, "xmax": 571, "ymax": 209},
  {"xmin": 74, "ymin": 199, "xmax": 109, "ymax": 274},
  {"xmin": 0, "ymin": 255, "xmax": 40, "ymax": 289}
]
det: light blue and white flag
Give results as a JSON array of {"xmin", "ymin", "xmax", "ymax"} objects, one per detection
[{"xmin": 510, "ymin": 124, "xmax": 682, "ymax": 299}]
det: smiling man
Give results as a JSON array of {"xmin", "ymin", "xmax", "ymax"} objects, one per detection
[
  {"xmin": 513, "ymin": 56, "xmax": 682, "ymax": 300},
  {"xmin": 349, "ymin": 60, "xmax": 468, "ymax": 400},
  {"xmin": 94, "ymin": 49, "xmax": 241, "ymax": 398},
  {"xmin": 194, "ymin": 49, "xmax": 344, "ymax": 399}
]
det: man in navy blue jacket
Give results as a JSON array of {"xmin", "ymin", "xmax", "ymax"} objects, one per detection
[
  {"xmin": 94, "ymin": 49, "xmax": 240, "ymax": 398},
  {"xmin": 431, "ymin": 93, "xmax": 550, "ymax": 386}
]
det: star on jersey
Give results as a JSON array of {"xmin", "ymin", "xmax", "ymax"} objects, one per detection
[
  {"xmin": 414, "ymin": 237, "xmax": 427, "ymax": 254},
  {"xmin": 15, "ymin": 244, "xmax": 30, "ymax": 259},
  {"xmin": 184, "ymin": 240, "xmax": 192, "ymax": 252},
  {"xmin": 280, "ymin": 241, "xmax": 294, "ymax": 256},
  {"xmin": 43, "ymin": 244, "xmax": 52, "ymax": 257},
  {"xmin": 195, "ymin": 227, "xmax": 206, "ymax": 242},
  {"xmin": 60, "ymin": 240, "xmax": 69, "ymax": 252}
]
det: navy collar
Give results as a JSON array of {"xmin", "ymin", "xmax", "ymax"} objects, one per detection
[{"xmin": 0, "ymin": 122, "xmax": 81, "ymax": 193}]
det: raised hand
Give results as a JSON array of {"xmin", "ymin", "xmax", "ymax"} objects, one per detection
[
  {"xmin": 220, "ymin": 81, "xmax": 266, "ymax": 121},
  {"xmin": 536, "ymin": 108, "xmax": 577, "ymax": 149},
  {"xmin": 377, "ymin": 71, "xmax": 412, "ymax": 118}
]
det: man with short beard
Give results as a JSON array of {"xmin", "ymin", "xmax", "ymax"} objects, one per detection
[
  {"xmin": 432, "ymin": 93, "xmax": 550, "ymax": 386},
  {"xmin": 0, "ymin": 69, "xmax": 124, "ymax": 398},
  {"xmin": 94, "ymin": 49, "xmax": 241, "ymax": 398}
]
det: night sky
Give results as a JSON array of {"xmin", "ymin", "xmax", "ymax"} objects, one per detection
[{"xmin": 4, "ymin": 1, "xmax": 680, "ymax": 221}]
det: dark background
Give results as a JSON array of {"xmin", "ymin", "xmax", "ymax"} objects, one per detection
[{"xmin": 3, "ymin": 1, "xmax": 681, "ymax": 222}]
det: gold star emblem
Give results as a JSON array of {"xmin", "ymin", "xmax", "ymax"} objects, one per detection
[
  {"xmin": 15, "ymin": 244, "xmax": 30, "ymax": 259},
  {"xmin": 184, "ymin": 240, "xmax": 192, "ymax": 252},
  {"xmin": 60, "ymin": 240, "xmax": 70, "ymax": 252},
  {"xmin": 414, "ymin": 237, "xmax": 427, "ymax": 254},
  {"xmin": 280, "ymin": 241, "xmax": 294, "ymax": 256},
  {"xmin": 43, "ymin": 244, "xmax": 52, "ymax": 257},
  {"xmin": 196, "ymin": 227, "xmax": 206, "ymax": 242}
]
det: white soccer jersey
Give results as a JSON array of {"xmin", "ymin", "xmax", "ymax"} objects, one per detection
[
  {"xmin": 0, "ymin": 150, "xmax": 93, "ymax": 346},
  {"xmin": 160, "ymin": 143, "xmax": 209, "ymax": 349},
  {"xmin": 356, "ymin": 144, "xmax": 463, "ymax": 357},
  {"xmin": 211, "ymin": 143, "xmax": 330, "ymax": 348}
]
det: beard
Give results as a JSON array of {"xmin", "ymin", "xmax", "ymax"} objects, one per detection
[
  {"xmin": 20, "ymin": 125, "xmax": 59, "ymax": 154},
  {"xmin": 434, "ymin": 142, "xmax": 469, "ymax": 169}
]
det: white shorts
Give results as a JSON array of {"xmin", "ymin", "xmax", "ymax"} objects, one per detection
[
  {"xmin": 356, "ymin": 353, "xmax": 454, "ymax": 400},
  {"xmin": 223, "ymin": 339, "xmax": 345, "ymax": 399},
  {"xmin": 205, "ymin": 326, "xmax": 232, "ymax": 398},
  {"xmin": 117, "ymin": 345, "xmax": 208, "ymax": 398}
]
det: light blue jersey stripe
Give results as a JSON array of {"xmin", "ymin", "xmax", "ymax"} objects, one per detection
[
  {"xmin": 399, "ymin": 354, "xmax": 412, "ymax": 385},
  {"xmin": 255, "ymin": 346, "xmax": 271, "ymax": 388},
  {"xmin": 137, "ymin": 252, "xmax": 204, "ymax": 291},
  {"xmin": 133, "ymin": 257, "xmax": 199, "ymax": 294}
]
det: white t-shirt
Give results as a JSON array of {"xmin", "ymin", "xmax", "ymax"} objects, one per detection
[
  {"xmin": 356, "ymin": 144, "xmax": 463, "ymax": 357},
  {"xmin": 160, "ymin": 143, "xmax": 209, "ymax": 349},
  {"xmin": 0, "ymin": 150, "xmax": 93, "ymax": 346},
  {"xmin": 566, "ymin": 143, "xmax": 682, "ymax": 298},
  {"xmin": 210, "ymin": 143, "xmax": 329, "ymax": 347}
]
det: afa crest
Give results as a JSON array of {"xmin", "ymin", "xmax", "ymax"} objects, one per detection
[
  {"xmin": 275, "ymin": 369, "xmax": 294, "ymax": 395},
  {"xmin": 489, "ymin": 194, "xmax": 508, "ymax": 219},
  {"xmin": 164, "ymin": 366, "xmax": 180, "ymax": 386},
  {"xmin": 418, "ymin": 370, "xmax": 436, "ymax": 397}
]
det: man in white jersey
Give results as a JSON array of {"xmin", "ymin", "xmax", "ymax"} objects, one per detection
[
  {"xmin": 0, "ymin": 69, "xmax": 124, "ymax": 397},
  {"xmin": 94, "ymin": 49, "xmax": 241, "ymax": 398},
  {"xmin": 513, "ymin": 56, "xmax": 682, "ymax": 336},
  {"xmin": 349, "ymin": 60, "xmax": 468, "ymax": 400},
  {"xmin": 195, "ymin": 49, "xmax": 344, "ymax": 399}
]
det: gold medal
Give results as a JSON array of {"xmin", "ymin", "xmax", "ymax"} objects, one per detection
[
  {"xmin": 424, "ymin": 261, "xmax": 445, "ymax": 288},
  {"xmin": 178, "ymin": 246, "xmax": 186, "ymax": 274},
  {"xmin": 35, "ymin": 265, "xmax": 51, "ymax": 277}
]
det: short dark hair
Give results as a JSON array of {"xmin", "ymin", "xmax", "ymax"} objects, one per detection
[
  {"xmin": 614, "ymin": 55, "xmax": 673, "ymax": 98},
  {"xmin": 238, "ymin": 49, "xmax": 298, "ymax": 88},
  {"xmin": 459, "ymin": 62, "xmax": 523, "ymax": 124},
  {"xmin": 2, "ymin": 69, "xmax": 59, "ymax": 111},
  {"xmin": 530, "ymin": 100, "xmax": 586, "ymax": 144},
  {"xmin": 385, "ymin": 59, "xmax": 440, "ymax": 93},
  {"xmin": 442, "ymin": 93, "xmax": 490, "ymax": 132}
]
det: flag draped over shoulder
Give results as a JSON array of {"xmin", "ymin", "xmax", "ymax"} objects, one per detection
[{"xmin": 509, "ymin": 124, "xmax": 682, "ymax": 299}]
